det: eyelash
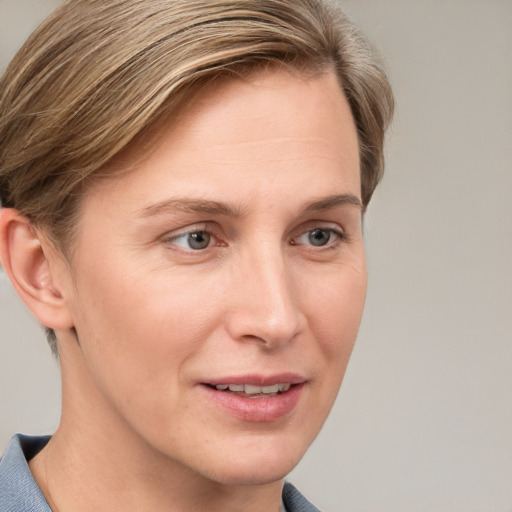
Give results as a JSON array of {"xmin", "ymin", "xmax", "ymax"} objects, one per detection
[{"xmin": 162, "ymin": 224, "xmax": 347, "ymax": 254}]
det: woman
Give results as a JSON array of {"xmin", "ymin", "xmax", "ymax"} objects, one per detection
[{"xmin": 0, "ymin": 1, "xmax": 393, "ymax": 510}]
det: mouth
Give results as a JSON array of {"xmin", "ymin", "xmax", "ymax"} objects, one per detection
[
  {"xmin": 200, "ymin": 377, "xmax": 305, "ymax": 422},
  {"xmin": 205, "ymin": 382, "xmax": 292, "ymax": 398}
]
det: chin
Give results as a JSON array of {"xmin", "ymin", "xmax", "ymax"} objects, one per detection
[
  {"xmin": 196, "ymin": 436, "xmax": 310, "ymax": 487},
  {"xmin": 208, "ymin": 461, "xmax": 297, "ymax": 487}
]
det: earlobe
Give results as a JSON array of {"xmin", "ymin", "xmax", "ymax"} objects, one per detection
[{"xmin": 0, "ymin": 208, "xmax": 74, "ymax": 331}]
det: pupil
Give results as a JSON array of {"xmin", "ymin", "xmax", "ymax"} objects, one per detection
[
  {"xmin": 309, "ymin": 229, "xmax": 330, "ymax": 246},
  {"xmin": 188, "ymin": 232, "xmax": 210, "ymax": 250}
]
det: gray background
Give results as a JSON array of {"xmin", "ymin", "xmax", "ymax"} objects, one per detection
[{"xmin": 1, "ymin": 1, "xmax": 511, "ymax": 511}]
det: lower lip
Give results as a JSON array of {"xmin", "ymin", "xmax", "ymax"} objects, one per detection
[{"xmin": 201, "ymin": 383, "xmax": 305, "ymax": 423}]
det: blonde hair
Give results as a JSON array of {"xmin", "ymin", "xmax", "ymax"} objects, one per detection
[{"xmin": 0, "ymin": 0, "xmax": 394, "ymax": 351}]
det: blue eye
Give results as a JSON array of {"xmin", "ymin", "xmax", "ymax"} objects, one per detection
[
  {"xmin": 307, "ymin": 228, "xmax": 332, "ymax": 246},
  {"xmin": 171, "ymin": 231, "xmax": 212, "ymax": 250},
  {"xmin": 294, "ymin": 228, "xmax": 343, "ymax": 247}
]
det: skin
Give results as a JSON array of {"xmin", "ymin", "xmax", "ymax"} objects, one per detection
[{"xmin": 1, "ymin": 68, "xmax": 366, "ymax": 512}]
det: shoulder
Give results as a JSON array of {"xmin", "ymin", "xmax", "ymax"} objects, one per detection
[
  {"xmin": 0, "ymin": 434, "xmax": 52, "ymax": 512},
  {"xmin": 282, "ymin": 481, "xmax": 322, "ymax": 512}
]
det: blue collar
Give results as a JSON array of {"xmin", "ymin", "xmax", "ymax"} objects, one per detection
[{"xmin": 0, "ymin": 434, "xmax": 52, "ymax": 512}]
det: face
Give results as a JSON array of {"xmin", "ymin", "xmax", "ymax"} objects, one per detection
[{"xmin": 56, "ymin": 68, "xmax": 366, "ymax": 486}]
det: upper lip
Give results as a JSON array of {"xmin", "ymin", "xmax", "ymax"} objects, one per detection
[{"xmin": 202, "ymin": 373, "xmax": 306, "ymax": 387}]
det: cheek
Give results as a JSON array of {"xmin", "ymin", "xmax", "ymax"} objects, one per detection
[
  {"xmin": 290, "ymin": 260, "xmax": 367, "ymax": 446},
  {"xmin": 68, "ymin": 249, "xmax": 228, "ymax": 393},
  {"xmin": 305, "ymin": 257, "xmax": 367, "ymax": 359},
  {"xmin": 65, "ymin": 262, "xmax": 220, "ymax": 437}
]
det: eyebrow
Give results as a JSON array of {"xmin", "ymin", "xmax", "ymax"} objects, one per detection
[
  {"xmin": 138, "ymin": 193, "xmax": 362, "ymax": 219},
  {"xmin": 301, "ymin": 194, "xmax": 363, "ymax": 214},
  {"xmin": 139, "ymin": 198, "xmax": 244, "ymax": 218}
]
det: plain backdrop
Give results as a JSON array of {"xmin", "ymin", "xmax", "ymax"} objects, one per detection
[{"xmin": 1, "ymin": 1, "xmax": 511, "ymax": 511}]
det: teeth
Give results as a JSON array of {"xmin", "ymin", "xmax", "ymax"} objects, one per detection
[
  {"xmin": 244, "ymin": 384, "xmax": 262, "ymax": 395},
  {"xmin": 214, "ymin": 383, "xmax": 291, "ymax": 394}
]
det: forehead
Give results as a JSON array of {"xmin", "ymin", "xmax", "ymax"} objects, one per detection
[{"xmin": 80, "ymin": 68, "xmax": 360, "ymax": 219}]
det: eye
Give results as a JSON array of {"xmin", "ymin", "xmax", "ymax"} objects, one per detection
[
  {"xmin": 307, "ymin": 228, "xmax": 333, "ymax": 247},
  {"xmin": 292, "ymin": 227, "xmax": 344, "ymax": 247},
  {"xmin": 169, "ymin": 230, "xmax": 212, "ymax": 250}
]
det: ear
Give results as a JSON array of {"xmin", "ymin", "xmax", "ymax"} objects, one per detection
[{"xmin": 0, "ymin": 208, "xmax": 74, "ymax": 331}]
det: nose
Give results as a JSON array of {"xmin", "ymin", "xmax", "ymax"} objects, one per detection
[{"xmin": 224, "ymin": 244, "xmax": 305, "ymax": 349}]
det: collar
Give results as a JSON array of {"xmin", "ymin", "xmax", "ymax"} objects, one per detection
[{"xmin": 0, "ymin": 434, "xmax": 52, "ymax": 512}]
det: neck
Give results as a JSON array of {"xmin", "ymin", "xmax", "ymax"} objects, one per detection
[{"xmin": 30, "ymin": 418, "xmax": 284, "ymax": 512}]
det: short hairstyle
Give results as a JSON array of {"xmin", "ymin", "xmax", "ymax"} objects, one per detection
[{"xmin": 0, "ymin": 0, "xmax": 394, "ymax": 353}]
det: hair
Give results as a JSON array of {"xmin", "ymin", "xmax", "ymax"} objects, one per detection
[{"xmin": 0, "ymin": 0, "xmax": 394, "ymax": 354}]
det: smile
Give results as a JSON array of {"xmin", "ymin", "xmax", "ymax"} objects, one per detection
[
  {"xmin": 201, "ymin": 379, "xmax": 305, "ymax": 422},
  {"xmin": 211, "ymin": 383, "xmax": 292, "ymax": 397}
]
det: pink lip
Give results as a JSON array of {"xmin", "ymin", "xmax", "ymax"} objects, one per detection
[
  {"xmin": 200, "ymin": 374, "xmax": 306, "ymax": 423},
  {"xmin": 203, "ymin": 373, "xmax": 306, "ymax": 387}
]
